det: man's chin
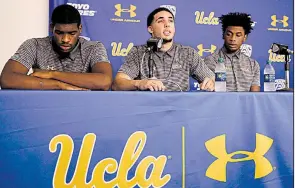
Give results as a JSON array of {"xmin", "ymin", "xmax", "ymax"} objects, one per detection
[
  {"xmin": 229, "ymin": 48, "xmax": 239, "ymax": 52},
  {"xmin": 225, "ymin": 46, "xmax": 239, "ymax": 53},
  {"xmin": 61, "ymin": 49, "xmax": 71, "ymax": 53}
]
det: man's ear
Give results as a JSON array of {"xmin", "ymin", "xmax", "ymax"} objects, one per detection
[
  {"xmin": 148, "ymin": 26, "xmax": 153, "ymax": 34},
  {"xmin": 78, "ymin": 24, "xmax": 82, "ymax": 33},
  {"xmin": 50, "ymin": 23, "xmax": 54, "ymax": 33}
]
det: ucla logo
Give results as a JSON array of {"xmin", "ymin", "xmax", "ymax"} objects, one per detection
[
  {"xmin": 197, "ymin": 44, "xmax": 217, "ymax": 57},
  {"xmin": 195, "ymin": 11, "xmax": 219, "ymax": 25},
  {"xmin": 205, "ymin": 133, "xmax": 274, "ymax": 182},
  {"xmin": 111, "ymin": 4, "xmax": 140, "ymax": 23},
  {"xmin": 111, "ymin": 42, "xmax": 134, "ymax": 56},
  {"xmin": 49, "ymin": 131, "xmax": 171, "ymax": 188},
  {"xmin": 268, "ymin": 49, "xmax": 291, "ymax": 63},
  {"xmin": 46, "ymin": 65, "xmax": 56, "ymax": 71},
  {"xmin": 268, "ymin": 15, "xmax": 292, "ymax": 32}
]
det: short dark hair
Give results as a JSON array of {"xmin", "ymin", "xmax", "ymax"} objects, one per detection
[
  {"xmin": 219, "ymin": 12, "xmax": 253, "ymax": 35},
  {"xmin": 147, "ymin": 7, "xmax": 174, "ymax": 27},
  {"xmin": 51, "ymin": 4, "xmax": 81, "ymax": 26}
]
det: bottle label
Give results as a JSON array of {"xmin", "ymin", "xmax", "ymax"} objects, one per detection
[
  {"xmin": 264, "ymin": 74, "xmax": 275, "ymax": 82},
  {"xmin": 215, "ymin": 72, "xmax": 226, "ymax": 81}
]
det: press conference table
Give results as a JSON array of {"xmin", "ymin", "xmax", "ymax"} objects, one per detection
[{"xmin": 0, "ymin": 91, "xmax": 293, "ymax": 188}]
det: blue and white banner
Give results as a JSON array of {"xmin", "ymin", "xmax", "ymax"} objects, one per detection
[{"xmin": 0, "ymin": 91, "xmax": 293, "ymax": 187}]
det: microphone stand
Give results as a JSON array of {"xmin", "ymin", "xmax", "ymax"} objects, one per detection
[
  {"xmin": 147, "ymin": 47, "xmax": 154, "ymax": 78},
  {"xmin": 146, "ymin": 37, "xmax": 163, "ymax": 78},
  {"xmin": 277, "ymin": 53, "xmax": 293, "ymax": 92}
]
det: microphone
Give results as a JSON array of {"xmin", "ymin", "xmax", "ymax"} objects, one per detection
[
  {"xmin": 271, "ymin": 43, "xmax": 293, "ymax": 91},
  {"xmin": 147, "ymin": 37, "xmax": 163, "ymax": 51},
  {"xmin": 271, "ymin": 43, "xmax": 293, "ymax": 55}
]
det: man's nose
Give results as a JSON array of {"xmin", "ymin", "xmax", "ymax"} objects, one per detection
[
  {"xmin": 62, "ymin": 34, "xmax": 71, "ymax": 43},
  {"xmin": 230, "ymin": 35, "xmax": 236, "ymax": 41},
  {"xmin": 164, "ymin": 21, "xmax": 170, "ymax": 28}
]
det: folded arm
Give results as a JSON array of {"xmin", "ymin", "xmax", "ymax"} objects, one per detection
[
  {"xmin": 0, "ymin": 60, "xmax": 85, "ymax": 90},
  {"xmin": 31, "ymin": 62, "xmax": 112, "ymax": 90}
]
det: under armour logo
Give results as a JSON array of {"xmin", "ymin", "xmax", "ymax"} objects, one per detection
[
  {"xmin": 47, "ymin": 65, "xmax": 56, "ymax": 71},
  {"xmin": 205, "ymin": 133, "xmax": 273, "ymax": 182},
  {"xmin": 197, "ymin": 44, "xmax": 216, "ymax": 57},
  {"xmin": 271, "ymin": 15, "xmax": 289, "ymax": 27},
  {"xmin": 115, "ymin": 4, "xmax": 136, "ymax": 18}
]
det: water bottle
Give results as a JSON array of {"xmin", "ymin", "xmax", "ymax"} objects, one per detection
[
  {"xmin": 264, "ymin": 60, "xmax": 276, "ymax": 91},
  {"xmin": 215, "ymin": 58, "xmax": 226, "ymax": 92}
]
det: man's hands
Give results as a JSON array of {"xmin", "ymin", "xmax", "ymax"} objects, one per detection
[
  {"xmin": 31, "ymin": 69, "xmax": 88, "ymax": 91},
  {"xmin": 135, "ymin": 79, "xmax": 166, "ymax": 91},
  {"xmin": 200, "ymin": 77, "xmax": 215, "ymax": 91},
  {"xmin": 134, "ymin": 78, "xmax": 214, "ymax": 92},
  {"xmin": 57, "ymin": 82, "xmax": 89, "ymax": 91}
]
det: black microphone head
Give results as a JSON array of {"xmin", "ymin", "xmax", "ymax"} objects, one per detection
[
  {"xmin": 271, "ymin": 43, "xmax": 280, "ymax": 53},
  {"xmin": 147, "ymin": 37, "xmax": 163, "ymax": 51},
  {"xmin": 271, "ymin": 43, "xmax": 289, "ymax": 54}
]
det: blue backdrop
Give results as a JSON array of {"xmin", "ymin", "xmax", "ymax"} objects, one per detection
[{"xmin": 49, "ymin": 0, "xmax": 294, "ymax": 91}]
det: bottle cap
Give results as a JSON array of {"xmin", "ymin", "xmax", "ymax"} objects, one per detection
[{"xmin": 218, "ymin": 58, "xmax": 224, "ymax": 63}]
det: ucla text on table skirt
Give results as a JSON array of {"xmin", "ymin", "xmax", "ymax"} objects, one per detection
[{"xmin": 47, "ymin": 129, "xmax": 281, "ymax": 188}]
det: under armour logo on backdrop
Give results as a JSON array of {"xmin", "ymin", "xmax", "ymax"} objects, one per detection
[
  {"xmin": 271, "ymin": 15, "xmax": 289, "ymax": 27},
  {"xmin": 115, "ymin": 4, "xmax": 136, "ymax": 18},
  {"xmin": 197, "ymin": 44, "xmax": 217, "ymax": 57}
]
